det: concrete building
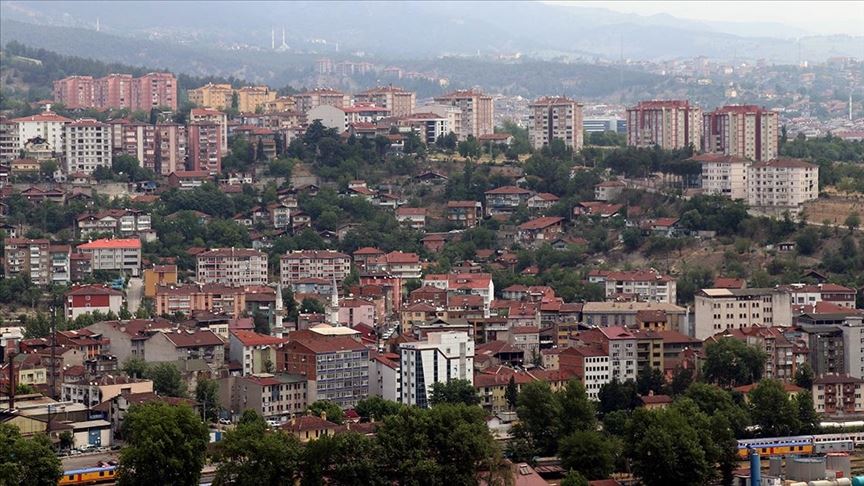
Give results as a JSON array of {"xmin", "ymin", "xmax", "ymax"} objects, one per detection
[
  {"xmin": 577, "ymin": 327, "xmax": 638, "ymax": 383},
  {"xmin": 154, "ymin": 283, "xmax": 275, "ymax": 318},
  {"xmin": 187, "ymin": 122, "xmax": 222, "ymax": 174},
  {"xmin": 590, "ymin": 269, "xmax": 677, "ymax": 304},
  {"xmin": 703, "ymin": 105, "xmax": 779, "ymax": 162},
  {"xmin": 76, "ymin": 209, "xmax": 151, "ymax": 239},
  {"xmin": 3, "ymin": 238, "xmax": 65, "ymax": 285},
  {"xmin": 131, "ymin": 72, "xmax": 177, "ymax": 111},
  {"xmin": 786, "ymin": 284, "xmax": 857, "ymax": 309},
  {"xmin": 747, "ymin": 158, "xmax": 818, "ymax": 211},
  {"xmin": 694, "ymin": 154, "xmax": 752, "ymax": 200},
  {"xmin": 432, "ymin": 89, "xmax": 494, "ymax": 141},
  {"xmin": 0, "ymin": 118, "xmax": 20, "ymax": 162},
  {"xmin": 142, "ymin": 328, "xmax": 225, "ymax": 366},
  {"xmin": 64, "ymin": 285, "xmax": 123, "ymax": 320},
  {"xmin": 187, "ymin": 83, "xmax": 234, "ymax": 110},
  {"xmin": 399, "ymin": 331, "xmax": 474, "ymax": 408},
  {"xmin": 594, "ymin": 180, "xmax": 627, "ymax": 201},
  {"xmin": 118, "ymin": 122, "xmax": 157, "ymax": 172},
  {"xmin": 528, "ymin": 96, "xmax": 584, "ymax": 151},
  {"xmin": 53, "ymin": 76, "xmax": 95, "ymax": 109},
  {"xmin": 143, "ymin": 264, "xmax": 178, "ymax": 298},
  {"xmin": 190, "ymin": 108, "xmax": 228, "ymax": 155},
  {"xmin": 196, "ymin": 248, "xmax": 268, "ymax": 286},
  {"xmin": 76, "ymin": 238, "xmax": 142, "ymax": 276},
  {"xmin": 229, "ymin": 330, "xmax": 285, "ymax": 376},
  {"xmin": 694, "ymin": 288, "xmax": 793, "ymax": 340},
  {"xmin": 484, "ymin": 185, "xmax": 533, "ymax": 216},
  {"xmin": 294, "ymin": 88, "xmax": 350, "ymax": 113},
  {"xmin": 580, "ymin": 302, "xmax": 689, "ymax": 333},
  {"xmin": 236, "ymin": 86, "xmax": 277, "ymax": 113},
  {"xmin": 397, "ymin": 112, "xmax": 451, "ymax": 144},
  {"xmin": 364, "ymin": 251, "xmax": 423, "ymax": 279},
  {"xmin": 813, "ymin": 374, "xmax": 864, "ymax": 415},
  {"xmin": 355, "ymin": 86, "xmax": 416, "ymax": 117},
  {"xmin": 306, "ymin": 105, "xmax": 349, "ymax": 132},
  {"xmin": 64, "ymin": 119, "xmax": 112, "ymax": 174},
  {"xmin": 422, "ymin": 273, "xmax": 495, "ymax": 317},
  {"xmin": 11, "ymin": 112, "xmax": 72, "ymax": 159},
  {"xmin": 557, "ymin": 346, "xmax": 611, "ymax": 400},
  {"xmin": 218, "ymin": 373, "xmax": 308, "ymax": 421},
  {"xmin": 62, "ymin": 375, "xmax": 153, "ymax": 408},
  {"xmin": 155, "ymin": 123, "xmax": 187, "ymax": 175},
  {"xmin": 279, "ymin": 329, "xmax": 370, "ymax": 409},
  {"xmin": 447, "ymin": 201, "xmax": 483, "ymax": 228},
  {"xmin": 279, "ymin": 250, "xmax": 351, "ymax": 286},
  {"xmin": 370, "ymin": 353, "xmax": 401, "ymax": 403},
  {"xmin": 626, "ymin": 100, "xmax": 702, "ymax": 150},
  {"xmin": 94, "ymin": 74, "xmax": 133, "ymax": 110}
]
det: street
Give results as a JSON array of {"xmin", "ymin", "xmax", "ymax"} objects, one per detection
[
  {"xmin": 61, "ymin": 451, "xmax": 119, "ymax": 471},
  {"xmin": 126, "ymin": 277, "xmax": 143, "ymax": 315}
]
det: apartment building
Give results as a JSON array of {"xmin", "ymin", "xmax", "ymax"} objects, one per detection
[
  {"xmin": 785, "ymin": 283, "xmax": 857, "ymax": 309},
  {"xmin": 0, "ymin": 118, "xmax": 20, "ymax": 162},
  {"xmin": 528, "ymin": 96, "xmax": 584, "ymax": 151},
  {"xmin": 196, "ymin": 248, "xmax": 268, "ymax": 286},
  {"xmin": 117, "ymin": 122, "xmax": 157, "ymax": 172},
  {"xmin": 370, "ymin": 353, "xmax": 401, "ymax": 403},
  {"xmin": 703, "ymin": 105, "xmax": 779, "ymax": 162},
  {"xmin": 187, "ymin": 83, "xmax": 234, "ymax": 110},
  {"xmin": 190, "ymin": 108, "xmax": 228, "ymax": 155},
  {"xmin": 694, "ymin": 153, "xmax": 752, "ymax": 200},
  {"xmin": 364, "ymin": 251, "xmax": 422, "ymax": 279},
  {"xmin": 422, "ymin": 273, "xmax": 495, "ymax": 317},
  {"xmin": 64, "ymin": 119, "xmax": 113, "ymax": 174},
  {"xmin": 3, "ymin": 238, "xmax": 71, "ymax": 285},
  {"xmin": 236, "ymin": 86, "xmax": 277, "ymax": 112},
  {"xmin": 517, "ymin": 216, "xmax": 565, "ymax": 246},
  {"xmin": 11, "ymin": 112, "xmax": 72, "ymax": 159},
  {"xmin": 187, "ymin": 122, "xmax": 222, "ymax": 174},
  {"xmin": 557, "ymin": 346, "xmax": 611, "ymax": 400},
  {"xmin": 812, "ymin": 374, "xmax": 864, "ymax": 416},
  {"xmin": 798, "ymin": 310, "xmax": 864, "ymax": 378},
  {"xmin": 229, "ymin": 330, "xmax": 285, "ymax": 376},
  {"xmin": 143, "ymin": 264, "xmax": 177, "ymax": 298},
  {"xmin": 355, "ymin": 86, "xmax": 416, "ymax": 117},
  {"xmin": 577, "ymin": 327, "xmax": 638, "ymax": 383},
  {"xmin": 484, "ymin": 186, "xmax": 533, "ymax": 216},
  {"xmin": 694, "ymin": 287, "xmax": 793, "ymax": 340},
  {"xmin": 64, "ymin": 285, "xmax": 124, "ymax": 320},
  {"xmin": 626, "ymin": 100, "xmax": 702, "ymax": 150},
  {"xmin": 62, "ymin": 376, "xmax": 153, "ymax": 408},
  {"xmin": 154, "ymin": 283, "xmax": 275, "ymax": 318},
  {"xmin": 279, "ymin": 329, "xmax": 370, "ymax": 409},
  {"xmin": 218, "ymin": 373, "xmax": 308, "ymax": 421},
  {"xmin": 747, "ymin": 158, "xmax": 818, "ymax": 211},
  {"xmin": 446, "ymin": 201, "xmax": 483, "ymax": 228},
  {"xmin": 432, "ymin": 89, "xmax": 494, "ymax": 141},
  {"xmin": 580, "ymin": 302, "xmax": 689, "ymax": 333},
  {"xmin": 294, "ymin": 88, "xmax": 350, "ymax": 113},
  {"xmin": 590, "ymin": 269, "xmax": 677, "ymax": 304},
  {"xmin": 710, "ymin": 326, "xmax": 804, "ymax": 382},
  {"xmin": 132, "ymin": 72, "xmax": 177, "ymax": 111},
  {"xmin": 52, "ymin": 76, "xmax": 95, "ymax": 109},
  {"xmin": 77, "ymin": 238, "xmax": 142, "ymax": 276},
  {"xmin": 94, "ymin": 74, "xmax": 134, "ymax": 110},
  {"xmin": 279, "ymin": 250, "xmax": 351, "ymax": 286},
  {"xmin": 155, "ymin": 123, "xmax": 187, "ymax": 175},
  {"xmin": 399, "ymin": 331, "xmax": 474, "ymax": 408},
  {"xmin": 76, "ymin": 209, "xmax": 151, "ymax": 239}
]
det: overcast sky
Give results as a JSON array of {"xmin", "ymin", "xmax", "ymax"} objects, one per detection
[{"xmin": 551, "ymin": 1, "xmax": 864, "ymax": 36}]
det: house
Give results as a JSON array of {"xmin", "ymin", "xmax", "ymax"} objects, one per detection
[
  {"xmin": 640, "ymin": 218, "xmax": 681, "ymax": 238},
  {"xmin": 484, "ymin": 186, "xmax": 533, "ymax": 216},
  {"xmin": 395, "ymin": 207, "xmax": 426, "ymax": 230},
  {"xmin": 517, "ymin": 217, "xmax": 564, "ymax": 246},
  {"xmin": 218, "ymin": 373, "xmax": 308, "ymax": 421},
  {"xmin": 478, "ymin": 132, "xmax": 514, "ymax": 146},
  {"xmin": 143, "ymin": 329, "xmax": 225, "ymax": 367},
  {"xmin": 526, "ymin": 193, "xmax": 560, "ymax": 212},
  {"xmin": 573, "ymin": 202, "xmax": 624, "ymax": 218},
  {"xmin": 414, "ymin": 171, "xmax": 448, "ymax": 185},
  {"xmin": 64, "ymin": 285, "xmax": 124, "ymax": 320},
  {"xmin": 447, "ymin": 201, "xmax": 483, "ymax": 228},
  {"xmin": 281, "ymin": 414, "xmax": 338, "ymax": 442},
  {"xmin": 594, "ymin": 180, "xmax": 627, "ymax": 201},
  {"xmin": 228, "ymin": 330, "xmax": 285, "ymax": 376},
  {"xmin": 61, "ymin": 375, "xmax": 154, "ymax": 408},
  {"xmin": 166, "ymin": 170, "xmax": 211, "ymax": 189}
]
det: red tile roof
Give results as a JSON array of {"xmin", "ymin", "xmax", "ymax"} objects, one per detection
[
  {"xmin": 518, "ymin": 216, "xmax": 564, "ymax": 230},
  {"xmin": 485, "ymin": 185, "xmax": 532, "ymax": 195},
  {"xmin": 230, "ymin": 330, "xmax": 286, "ymax": 347},
  {"xmin": 78, "ymin": 238, "xmax": 141, "ymax": 250}
]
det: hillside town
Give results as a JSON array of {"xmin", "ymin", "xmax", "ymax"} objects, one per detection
[{"xmin": 1, "ymin": 6, "xmax": 864, "ymax": 486}]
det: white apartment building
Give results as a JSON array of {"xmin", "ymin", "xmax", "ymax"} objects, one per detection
[
  {"xmin": 591, "ymin": 270, "xmax": 677, "ymax": 304},
  {"xmin": 196, "ymin": 248, "xmax": 268, "ymax": 286},
  {"xmin": 422, "ymin": 273, "xmax": 495, "ymax": 317},
  {"xmin": 0, "ymin": 118, "xmax": 20, "ymax": 162},
  {"xmin": 694, "ymin": 288, "xmax": 793, "ymax": 340},
  {"xmin": 355, "ymin": 86, "xmax": 416, "ymax": 117},
  {"xmin": 747, "ymin": 158, "xmax": 818, "ymax": 211},
  {"xmin": 695, "ymin": 154, "xmax": 752, "ymax": 200},
  {"xmin": 599, "ymin": 327, "xmax": 638, "ymax": 383},
  {"xmin": 11, "ymin": 111, "xmax": 73, "ymax": 159},
  {"xmin": 703, "ymin": 105, "xmax": 779, "ymax": 162},
  {"xmin": 528, "ymin": 96, "xmax": 584, "ymax": 151},
  {"xmin": 626, "ymin": 100, "xmax": 702, "ymax": 150},
  {"xmin": 279, "ymin": 250, "xmax": 351, "ymax": 286},
  {"xmin": 398, "ymin": 112, "xmax": 451, "ymax": 144},
  {"xmin": 399, "ymin": 331, "xmax": 474, "ymax": 408},
  {"xmin": 65, "ymin": 119, "xmax": 113, "ymax": 174},
  {"xmin": 432, "ymin": 90, "xmax": 494, "ymax": 141},
  {"xmin": 77, "ymin": 238, "xmax": 142, "ymax": 276},
  {"xmin": 370, "ymin": 354, "xmax": 401, "ymax": 403}
]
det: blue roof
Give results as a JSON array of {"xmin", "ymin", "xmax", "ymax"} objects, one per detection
[{"xmin": 63, "ymin": 466, "xmax": 116, "ymax": 475}]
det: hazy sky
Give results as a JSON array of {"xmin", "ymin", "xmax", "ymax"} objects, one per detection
[{"xmin": 552, "ymin": 1, "xmax": 864, "ymax": 36}]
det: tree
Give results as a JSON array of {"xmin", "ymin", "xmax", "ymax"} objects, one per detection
[
  {"xmin": 195, "ymin": 379, "xmax": 219, "ymax": 422},
  {"xmin": 212, "ymin": 411, "xmax": 302, "ymax": 486},
  {"xmin": 795, "ymin": 362, "xmax": 814, "ymax": 390},
  {"xmin": 303, "ymin": 432, "xmax": 386, "ymax": 486},
  {"xmin": 597, "ymin": 379, "xmax": 639, "ymax": 416},
  {"xmin": 796, "ymin": 227, "xmax": 820, "ymax": 255},
  {"xmin": 307, "ymin": 400, "xmax": 344, "ymax": 424},
  {"xmin": 59, "ymin": 430, "xmax": 74, "ymax": 451},
  {"xmin": 626, "ymin": 407, "xmax": 713, "ymax": 486},
  {"xmin": 39, "ymin": 159, "xmax": 58, "ymax": 179},
  {"xmin": 118, "ymin": 403, "xmax": 209, "ymax": 486},
  {"xmin": 252, "ymin": 310, "xmax": 270, "ymax": 335},
  {"xmin": 0, "ymin": 423, "xmax": 61, "ymax": 486},
  {"xmin": 796, "ymin": 391, "xmax": 820, "ymax": 435},
  {"xmin": 670, "ymin": 367, "xmax": 694, "ymax": 396},
  {"xmin": 702, "ymin": 338, "xmax": 766, "ymax": 387},
  {"xmin": 516, "ymin": 381, "xmax": 560, "ymax": 456},
  {"xmin": 561, "ymin": 471, "xmax": 590, "ymax": 486},
  {"xmin": 256, "ymin": 139, "xmax": 266, "ymax": 161},
  {"xmin": 355, "ymin": 396, "xmax": 403, "ymax": 422},
  {"xmin": 749, "ymin": 379, "xmax": 800, "ymax": 437},
  {"xmin": 845, "ymin": 212, "xmax": 860, "ymax": 232},
  {"xmin": 636, "ymin": 367, "xmax": 667, "ymax": 396},
  {"xmin": 621, "ymin": 227, "xmax": 644, "ymax": 251},
  {"xmin": 429, "ymin": 379, "xmax": 480, "ymax": 406},
  {"xmin": 505, "ymin": 376, "xmax": 519, "ymax": 410},
  {"xmin": 557, "ymin": 379, "xmax": 596, "ymax": 437},
  {"xmin": 457, "ymin": 136, "xmax": 482, "ymax": 158},
  {"xmin": 559, "ymin": 430, "xmax": 616, "ymax": 480},
  {"xmin": 147, "ymin": 362, "xmax": 186, "ymax": 398},
  {"xmin": 300, "ymin": 297, "xmax": 325, "ymax": 314},
  {"xmin": 122, "ymin": 357, "xmax": 149, "ymax": 379}
]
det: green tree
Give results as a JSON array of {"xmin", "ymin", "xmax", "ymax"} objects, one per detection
[
  {"xmin": 0, "ymin": 423, "xmax": 61, "ymax": 486},
  {"xmin": 845, "ymin": 212, "xmax": 861, "ymax": 232},
  {"xmin": 303, "ymin": 432, "xmax": 386, "ymax": 486},
  {"xmin": 505, "ymin": 375, "xmax": 519, "ymax": 410},
  {"xmin": 122, "ymin": 357, "xmax": 149, "ymax": 379},
  {"xmin": 703, "ymin": 338, "xmax": 766, "ymax": 387},
  {"xmin": 147, "ymin": 362, "xmax": 187, "ymax": 398},
  {"xmin": 429, "ymin": 379, "xmax": 480, "ymax": 407},
  {"xmin": 307, "ymin": 400, "xmax": 344, "ymax": 425},
  {"xmin": 626, "ymin": 407, "xmax": 713, "ymax": 486},
  {"xmin": 561, "ymin": 470, "xmax": 590, "ymax": 486},
  {"xmin": 118, "ymin": 403, "xmax": 209, "ymax": 486},
  {"xmin": 597, "ymin": 378, "xmax": 639, "ymax": 416},
  {"xmin": 670, "ymin": 367, "xmax": 694, "ymax": 396},
  {"xmin": 557, "ymin": 379, "xmax": 596, "ymax": 437},
  {"xmin": 300, "ymin": 298, "xmax": 326, "ymax": 314},
  {"xmin": 212, "ymin": 411, "xmax": 302, "ymax": 486},
  {"xmin": 795, "ymin": 362, "xmax": 815, "ymax": 390},
  {"xmin": 252, "ymin": 310, "xmax": 270, "ymax": 335},
  {"xmin": 39, "ymin": 159, "xmax": 58, "ymax": 179},
  {"xmin": 457, "ymin": 136, "xmax": 482, "ymax": 158},
  {"xmin": 355, "ymin": 396, "xmax": 403, "ymax": 422},
  {"xmin": 516, "ymin": 381, "xmax": 560, "ymax": 456},
  {"xmin": 559, "ymin": 430, "xmax": 616, "ymax": 480},
  {"xmin": 195, "ymin": 379, "xmax": 219, "ymax": 422},
  {"xmin": 795, "ymin": 227, "xmax": 820, "ymax": 255},
  {"xmin": 796, "ymin": 391, "xmax": 820, "ymax": 435},
  {"xmin": 636, "ymin": 367, "xmax": 667, "ymax": 396},
  {"xmin": 749, "ymin": 379, "xmax": 800, "ymax": 437},
  {"xmin": 621, "ymin": 227, "xmax": 644, "ymax": 251}
]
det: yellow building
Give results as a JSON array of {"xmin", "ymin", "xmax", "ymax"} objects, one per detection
[
  {"xmin": 143, "ymin": 264, "xmax": 178, "ymax": 298},
  {"xmin": 236, "ymin": 86, "xmax": 277, "ymax": 113},
  {"xmin": 264, "ymin": 96, "xmax": 297, "ymax": 113},
  {"xmin": 188, "ymin": 83, "xmax": 233, "ymax": 110}
]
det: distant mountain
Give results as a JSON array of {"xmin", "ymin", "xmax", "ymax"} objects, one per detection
[{"xmin": 1, "ymin": 0, "xmax": 862, "ymax": 62}]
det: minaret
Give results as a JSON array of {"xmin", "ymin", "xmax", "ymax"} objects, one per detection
[
  {"xmin": 96, "ymin": 18, "xmax": 100, "ymax": 32},
  {"xmin": 279, "ymin": 27, "xmax": 289, "ymax": 50},
  {"xmin": 271, "ymin": 28, "xmax": 275, "ymax": 50},
  {"xmin": 851, "ymin": 92, "xmax": 854, "ymax": 121},
  {"xmin": 328, "ymin": 275, "xmax": 340, "ymax": 325}
]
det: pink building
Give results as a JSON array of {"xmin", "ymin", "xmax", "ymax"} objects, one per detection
[
  {"xmin": 155, "ymin": 123, "xmax": 187, "ymax": 175},
  {"xmin": 121, "ymin": 123, "xmax": 158, "ymax": 171},
  {"xmin": 338, "ymin": 298, "xmax": 376, "ymax": 326},
  {"xmin": 94, "ymin": 74, "xmax": 134, "ymax": 110},
  {"xmin": 53, "ymin": 76, "xmax": 95, "ymax": 109},
  {"xmin": 188, "ymin": 123, "xmax": 221, "ymax": 174},
  {"xmin": 132, "ymin": 73, "xmax": 178, "ymax": 111}
]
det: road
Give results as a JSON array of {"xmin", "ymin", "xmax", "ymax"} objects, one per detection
[
  {"xmin": 61, "ymin": 451, "xmax": 119, "ymax": 471},
  {"xmin": 126, "ymin": 277, "xmax": 143, "ymax": 315}
]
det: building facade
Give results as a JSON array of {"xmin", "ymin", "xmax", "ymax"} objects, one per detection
[
  {"xmin": 64, "ymin": 119, "xmax": 113, "ymax": 174},
  {"xmin": 196, "ymin": 248, "xmax": 269, "ymax": 286},
  {"xmin": 432, "ymin": 90, "xmax": 494, "ymax": 141},
  {"xmin": 694, "ymin": 288, "xmax": 793, "ymax": 340},
  {"xmin": 703, "ymin": 105, "xmax": 779, "ymax": 162},
  {"xmin": 279, "ymin": 250, "xmax": 352, "ymax": 286},
  {"xmin": 626, "ymin": 100, "xmax": 702, "ymax": 150},
  {"xmin": 399, "ymin": 331, "xmax": 474, "ymax": 408},
  {"xmin": 528, "ymin": 96, "xmax": 584, "ymax": 151}
]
